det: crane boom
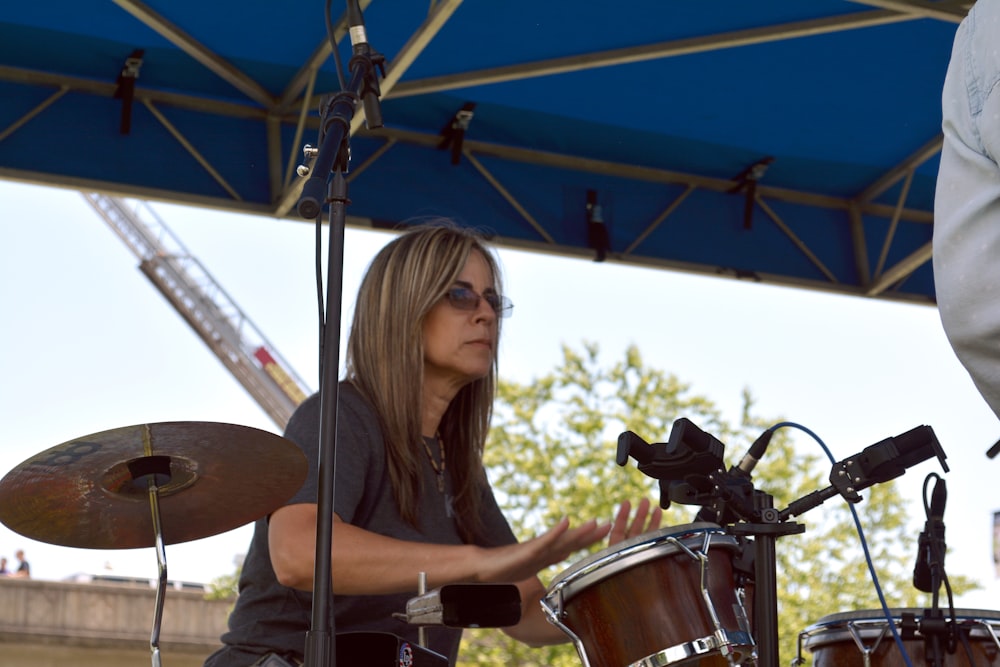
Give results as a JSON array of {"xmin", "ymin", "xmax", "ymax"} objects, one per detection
[{"xmin": 82, "ymin": 193, "xmax": 312, "ymax": 429}]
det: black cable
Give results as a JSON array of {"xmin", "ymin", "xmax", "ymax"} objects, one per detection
[
  {"xmin": 313, "ymin": 0, "xmax": 350, "ymax": 388},
  {"xmin": 919, "ymin": 473, "xmax": 972, "ymax": 665},
  {"xmin": 956, "ymin": 625, "xmax": 983, "ymax": 667},
  {"xmin": 315, "ymin": 213, "xmax": 326, "ymax": 389}
]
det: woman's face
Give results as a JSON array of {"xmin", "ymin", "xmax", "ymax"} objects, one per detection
[{"xmin": 421, "ymin": 249, "xmax": 499, "ymax": 396}]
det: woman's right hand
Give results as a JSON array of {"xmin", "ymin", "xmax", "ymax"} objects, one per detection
[
  {"xmin": 475, "ymin": 517, "xmax": 611, "ymax": 584},
  {"xmin": 608, "ymin": 497, "xmax": 663, "ymax": 546}
]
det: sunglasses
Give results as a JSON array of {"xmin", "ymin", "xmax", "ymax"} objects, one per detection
[{"xmin": 445, "ymin": 286, "xmax": 513, "ymax": 318}]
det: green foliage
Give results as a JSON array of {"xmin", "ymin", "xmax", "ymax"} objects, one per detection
[
  {"xmin": 206, "ymin": 566, "xmax": 240, "ymax": 604},
  {"xmin": 459, "ymin": 342, "xmax": 978, "ymax": 666}
]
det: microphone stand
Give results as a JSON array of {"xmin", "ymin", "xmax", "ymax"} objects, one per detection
[
  {"xmin": 687, "ymin": 463, "xmax": 806, "ymax": 667},
  {"xmin": 911, "ymin": 474, "xmax": 950, "ymax": 667},
  {"xmin": 296, "ymin": 9, "xmax": 383, "ymax": 666},
  {"xmin": 726, "ymin": 496, "xmax": 804, "ymax": 667},
  {"xmin": 925, "ymin": 523, "xmax": 949, "ymax": 667}
]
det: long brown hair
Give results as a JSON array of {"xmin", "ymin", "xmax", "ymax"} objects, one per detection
[{"xmin": 344, "ymin": 222, "xmax": 504, "ymax": 543}]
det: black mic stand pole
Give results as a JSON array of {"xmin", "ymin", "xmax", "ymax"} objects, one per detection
[
  {"xmin": 727, "ymin": 492, "xmax": 805, "ymax": 667},
  {"xmin": 917, "ymin": 550, "xmax": 947, "ymax": 667},
  {"xmin": 296, "ymin": 20, "xmax": 383, "ymax": 666},
  {"xmin": 705, "ymin": 427, "xmax": 806, "ymax": 667}
]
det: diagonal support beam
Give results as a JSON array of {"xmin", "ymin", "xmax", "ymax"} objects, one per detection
[
  {"xmin": 623, "ymin": 185, "xmax": 696, "ymax": 256},
  {"xmin": 873, "ymin": 168, "xmax": 915, "ymax": 279},
  {"xmin": 866, "ymin": 241, "xmax": 933, "ymax": 296},
  {"xmin": 847, "ymin": 0, "xmax": 970, "ymax": 22},
  {"xmin": 0, "ymin": 87, "xmax": 69, "ymax": 143},
  {"xmin": 857, "ymin": 134, "xmax": 943, "ymax": 204},
  {"xmin": 112, "ymin": 0, "xmax": 276, "ymax": 108},
  {"xmin": 143, "ymin": 99, "xmax": 242, "ymax": 201},
  {"xmin": 756, "ymin": 196, "xmax": 839, "ymax": 284},
  {"xmin": 389, "ymin": 10, "xmax": 917, "ymax": 98},
  {"xmin": 463, "ymin": 151, "xmax": 555, "ymax": 244}
]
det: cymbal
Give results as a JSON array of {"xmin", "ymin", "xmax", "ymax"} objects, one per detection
[{"xmin": 0, "ymin": 422, "xmax": 308, "ymax": 549}]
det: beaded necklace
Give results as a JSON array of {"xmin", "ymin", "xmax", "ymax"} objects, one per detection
[{"xmin": 422, "ymin": 434, "xmax": 447, "ymax": 493}]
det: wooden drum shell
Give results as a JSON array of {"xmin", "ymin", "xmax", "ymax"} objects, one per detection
[{"xmin": 544, "ymin": 523, "xmax": 753, "ymax": 667}]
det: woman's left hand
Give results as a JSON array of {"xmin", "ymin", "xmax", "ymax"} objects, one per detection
[{"xmin": 608, "ymin": 497, "xmax": 663, "ymax": 546}]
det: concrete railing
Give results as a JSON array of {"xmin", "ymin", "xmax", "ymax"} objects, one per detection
[{"xmin": 0, "ymin": 577, "xmax": 232, "ymax": 667}]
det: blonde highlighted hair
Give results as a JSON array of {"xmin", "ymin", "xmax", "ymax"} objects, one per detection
[{"xmin": 345, "ymin": 221, "xmax": 505, "ymax": 542}]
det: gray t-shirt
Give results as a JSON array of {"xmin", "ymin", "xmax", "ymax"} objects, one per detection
[{"xmin": 205, "ymin": 382, "xmax": 517, "ymax": 666}]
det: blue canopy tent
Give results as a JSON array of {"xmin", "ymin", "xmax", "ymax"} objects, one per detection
[{"xmin": 0, "ymin": 0, "xmax": 968, "ymax": 303}]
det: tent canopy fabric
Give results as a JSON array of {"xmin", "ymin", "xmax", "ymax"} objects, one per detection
[{"xmin": 0, "ymin": 1, "xmax": 968, "ymax": 303}]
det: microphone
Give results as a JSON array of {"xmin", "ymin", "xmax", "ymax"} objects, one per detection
[
  {"xmin": 913, "ymin": 476, "xmax": 947, "ymax": 593},
  {"xmin": 296, "ymin": 0, "xmax": 385, "ymax": 219},
  {"xmin": 345, "ymin": 0, "xmax": 383, "ymax": 129},
  {"xmin": 736, "ymin": 428, "xmax": 774, "ymax": 476},
  {"xmin": 346, "ymin": 0, "xmax": 369, "ymax": 51},
  {"xmin": 695, "ymin": 428, "xmax": 772, "ymax": 524}
]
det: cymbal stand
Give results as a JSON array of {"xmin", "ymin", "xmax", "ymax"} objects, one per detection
[
  {"xmin": 111, "ymin": 445, "xmax": 176, "ymax": 667},
  {"xmin": 146, "ymin": 476, "xmax": 168, "ymax": 667},
  {"xmin": 119, "ymin": 434, "xmax": 176, "ymax": 667}
]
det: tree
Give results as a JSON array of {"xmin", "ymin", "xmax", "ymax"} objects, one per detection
[
  {"xmin": 205, "ymin": 554, "xmax": 243, "ymax": 611},
  {"xmin": 459, "ymin": 342, "xmax": 976, "ymax": 666},
  {"xmin": 206, "ymin": 567, "xmax": 240, "ymax": 602}
]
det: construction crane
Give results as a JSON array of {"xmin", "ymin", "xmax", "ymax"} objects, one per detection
[{"xmin": 82, "ymin": 193, "xmax": 312, "ymax": 429}]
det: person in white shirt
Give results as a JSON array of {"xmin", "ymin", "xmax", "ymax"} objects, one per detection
[{"xmin": 934, "ymin": 0, "xmax": 1000, "ymax": 422}]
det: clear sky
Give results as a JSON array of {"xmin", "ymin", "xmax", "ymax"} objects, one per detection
[{"xmin": 2, "ymin": 179, "xmax": 998, "ymax": 614}]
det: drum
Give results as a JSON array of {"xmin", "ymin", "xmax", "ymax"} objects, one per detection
[
  {"xmin": 798, "ymin": 608, "xmax": 1000, "ymax": 666},
  {"xmin": 542, "ymin": 522, "xmax": 754, "ymax": 667}
]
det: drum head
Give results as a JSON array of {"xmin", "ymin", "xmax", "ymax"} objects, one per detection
[
  {"xmin": 545, "ymin": 522, "xmax": 737, "ymax": 604},
  {"xmin": 804, "ymin": 608, "xmax": 1000, "ymax": 649}
]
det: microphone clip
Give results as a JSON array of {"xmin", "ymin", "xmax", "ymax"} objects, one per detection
[
  {"xmin": 829, "ymin": 425, "xmax": 948, "ymax": 504},
  {"xmin": 913, "ymin": 475, "xmax": 948, "ymax": 594}
]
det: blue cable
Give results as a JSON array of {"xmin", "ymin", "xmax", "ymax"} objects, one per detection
[{"xmin": 767, "ymin": 421, "xmax": 915, "ymax": 667}]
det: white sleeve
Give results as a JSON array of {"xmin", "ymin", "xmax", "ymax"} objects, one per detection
[{"xmin": 933, "ymin": 0, "xmax": 1000, "ymax": 422}]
